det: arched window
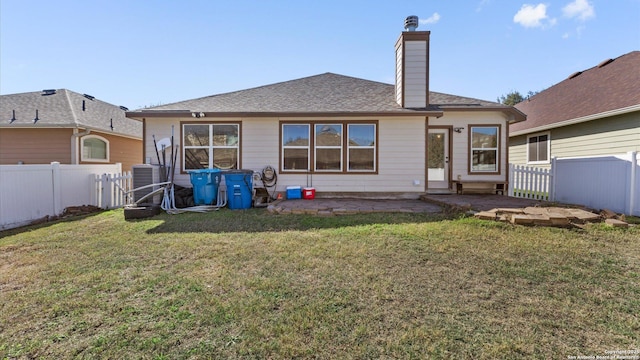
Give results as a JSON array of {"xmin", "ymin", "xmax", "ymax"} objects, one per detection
[{"xmin": 81, "ymin": 135, "xmax": 109, "ymax": 162}]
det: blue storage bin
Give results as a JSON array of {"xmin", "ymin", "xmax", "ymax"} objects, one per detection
[
  {"xmin": 224, "ymin": 169, "xmax": 254, "ymax": 209},
  {"xmin": 189, "ymin": 169, "xmax": 221, "ymax": 205}
]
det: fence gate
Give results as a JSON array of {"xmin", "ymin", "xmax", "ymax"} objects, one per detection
[
  {"xmin": 508, "ymin": 164, "xmax": 553, "ymax": 201},
  {"xmin": 95, "ymin": 171, "xmax": 133, "ymax": 209}
]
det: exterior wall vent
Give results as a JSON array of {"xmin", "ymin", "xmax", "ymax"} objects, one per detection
[{"xmin": 404, "ymin": 15, "xmax": 419, "ymax": 31}]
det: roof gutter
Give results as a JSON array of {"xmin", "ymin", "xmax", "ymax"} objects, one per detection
[
  {"xmin": 439, "ymin": 105, "xmax": 527, "ymax": 123},
  {"xmin": 510, "ymin": 104, "xmax": 640, "ymax": 136},
  {"xmin": 125, "ymin": 110, "xmax": 445, "ymax": 119},
  {"xmin": 71, "ymin": 129, "xmax": 91, "ymax": 164}
]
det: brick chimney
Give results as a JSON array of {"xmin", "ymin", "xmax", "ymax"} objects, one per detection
[{"xmin": 395, "ymin": 16, "xmax": 430, "ymax": 108}]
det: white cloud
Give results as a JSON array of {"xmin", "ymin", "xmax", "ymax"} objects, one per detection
[
  {"xmin": 476, "ymin": 0, "xmax": 491, "ymax": 12},
  {"xmin": 562, "ymin": 32, "xmax": 570, "ymax": 39},
  {"xmin": 513, "ymin": 3, "xmax": 556, "ymax": 28},
  {"xmin": 562, "ymin": 0, "xmax": 595, "ymax": 21},
  {"xmin": 420, "ymin": 13, "xmax": 441, "ymax": 25}
]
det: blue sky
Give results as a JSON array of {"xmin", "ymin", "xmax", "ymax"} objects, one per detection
[{"xmin": 1, "ymin": 0, "xmax": 638, "ymax": 110}]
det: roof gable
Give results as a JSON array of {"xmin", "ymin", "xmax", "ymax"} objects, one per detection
[
  {"xmin": 512, "ymin": 51, "xmax": 640, "ymax": 133},
  {"xmin": 0, "ymin": 89, "xmax": 142, "ymax": 138}
]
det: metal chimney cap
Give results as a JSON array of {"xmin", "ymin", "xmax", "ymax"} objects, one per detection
[{"xmin": 404, "ymin": 15, "xmax": 419, "ymax": 31}]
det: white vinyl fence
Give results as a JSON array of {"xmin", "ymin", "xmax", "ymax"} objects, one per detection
[
  {"xmin": 509, "ymin": 151, "xmax": 639, "ymax": 216},
  {"xmin": 0, "ymin": 162, "xmax": 125, "ymax": 230},
  {"xmin": 508, "ymin": 164, "xmax": 552, "ymax": 201},
  {"xmin": 95, "ymin": 171, "xmax": 133, "ymax": 209},
  {"xmin": 553, "ymin": 152, "xmax": 639, "ymax": 216}
]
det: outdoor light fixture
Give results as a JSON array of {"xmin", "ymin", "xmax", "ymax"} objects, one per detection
[
  {"xmin": 191, "ymin": 112, "xmax": 206, "ymax": 118},
  {"xmin": 453, "ymin": 127, "xmax": 464, "ymax": 133}
]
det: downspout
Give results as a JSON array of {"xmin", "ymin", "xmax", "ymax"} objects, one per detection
[{"xmin": 71, "ymin": 129, "xmax": 91, "ymax": 164}]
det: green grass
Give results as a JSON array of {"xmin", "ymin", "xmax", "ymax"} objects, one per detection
[{"xmin": 1, "ymin": 209, "xmax": 639, "ymax": 359}]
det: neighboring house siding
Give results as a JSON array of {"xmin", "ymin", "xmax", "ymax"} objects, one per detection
[
  {"xmin": 509, "ymin": 135, "xmax": 531, "ymax": 167},
  {"xmin": 79, "ymin": 131, "xmax": 142, "ymax": 172},
  {"xmin": 550, "ymin": 112, "xmax": 639, "ymax": 157},
  {"xmin": 0, "ymin": 128, "xmax": 72, "ymax": 165},
  {"xmin": 510, "ymin": 112, "xmax": 640, "ymax": 167}
]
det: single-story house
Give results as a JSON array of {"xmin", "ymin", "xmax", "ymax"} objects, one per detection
[
  {"xmin": 509, "ymin": 51, "xmax": 640, "ymax": 168},
  {"xmin": 127, "ymin": 18, "xmax": 525, "ymax": 197},
  {"xmin": 0, "ymin": 89, "xmax": 143, "ymax": 171}
]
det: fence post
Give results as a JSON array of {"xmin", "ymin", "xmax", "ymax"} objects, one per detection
[
  {"xmin": 630, "ymin": 151, "xmax": 637, "ymax": 216},
  {"xmin": 550, "ymin": 157, "xmax": 557, "ymax": 202},
  {"xmin": 51, "ymin": 162, "xmax": 63, "ymax": 215},
  {"xmin": 101, "ymin": 173, "xmax": 109, "ymax": 209},
  {"xmin": 508, "ymin": 164, "xmax": 514, "ymax": 197}
]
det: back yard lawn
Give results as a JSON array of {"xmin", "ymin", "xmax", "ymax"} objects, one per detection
[{"xmin": 1, "ymin": 209, "xmax": 638, "ymax": 359}]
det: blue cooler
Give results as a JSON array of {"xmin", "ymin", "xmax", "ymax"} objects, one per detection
[
  {"xmin": 224, "ymin": 170, "xmax": 254, "ymax": 209},
  {"xmin": 189, "ymin": 169, "xmax": 221, "ymax": 205}
]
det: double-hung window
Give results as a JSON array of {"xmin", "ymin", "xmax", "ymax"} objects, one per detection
[
  {"xmin": 282, "ymin": 124, "xmax": 310, "ymax": 171},
  {"xmin": 183, "ymin": 123, "xmax": 239, "ymax": 171},
  {"xmin": 281, "ymin": 122, "xmax": 376, "ymax": 173},
  {"xmin": 527, "ymin": 133, "xmax": 549, "ymax": 163},
  {"xmin": 347, "ymin": 124, "xmax": 375, "ymax": 171},
  {"xmin": 470, "ymin": 125, "xmax": 500, "ymax": 173}
]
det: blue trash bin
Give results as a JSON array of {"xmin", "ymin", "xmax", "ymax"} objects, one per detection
[
  {"xmin": 189, "ymin": 169, "xmax": 221, "ymax": 205},
  {"xmin": 224, "ymin": 170, "xmax": 253, "ymax": 209}
]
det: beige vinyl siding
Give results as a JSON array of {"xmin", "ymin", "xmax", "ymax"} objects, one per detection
[
  {"xmin": 509, "ymin": 111, "xmax": 640, "ymax": 167},
  {"xmin": 0, "ymin": 128, "xmax": 72, "ymax": 165},
  {"xmin": 395, "ymin": 41, "xmax": 403, "ymax": 106},
  {"xmin": 402, "ymin": 41, "xmax": 428, "ymax": 108},
  {"xmin": 431, "ymin": 112, "xmax": 510, "ymax": 183},
  {"xmin": 145, "ymin": 116, "xmax": 429, "ymax": 195},
  {"xmin": 79, "ymin": 131, "xmax": 142, "ymax": 172}
]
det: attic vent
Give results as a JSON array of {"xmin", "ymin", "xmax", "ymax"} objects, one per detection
[
  {"xmin": 568, "ymin": 71, "xmax": 582, "ymax": 79},
  {"xmin": 119, "ymin": 106, "xmax": 129, "ymax": 111},
  {"xmin": 42, "ymin": 89, "xmax": 56, "ymax": 95},
  {"xmin": 598, "ymin": 58, "xmax": 614, "ymax": 68},
  {"xmin": 83, "ymin": 94, "xmax": 95, "ymax": 100}
]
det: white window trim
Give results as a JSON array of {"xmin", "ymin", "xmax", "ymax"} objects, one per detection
[
  {"xmin": 526, "ymin": 131, "xmax": 551, "ymax": 165},
  {"xmin": 81, "ymin": 135, "xmax": 110, "ymax": 163}
]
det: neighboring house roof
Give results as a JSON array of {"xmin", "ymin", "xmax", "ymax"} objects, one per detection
[
  {"xmin": 0, "ymin": 89, "xmax": 142, "ymax": 138},
  {"xmin": 129, "ymin": 73, "xmax": 524, "ymax": 121},
  {"xmin": 511, "ymin": 51, "xmax": 640, "ymax": 135}
]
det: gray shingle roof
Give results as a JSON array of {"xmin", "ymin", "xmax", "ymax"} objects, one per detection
[
  {"xmin": 135, "ymin": 73, "xmax": 511, "ymax": 116},
  {"xmin": 0, "ymin": 89, "xmax": 142, "ymax": 138},
  {"xmin": 512, "ymin": 51, "xmax": 640, "ymax": 133}
]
